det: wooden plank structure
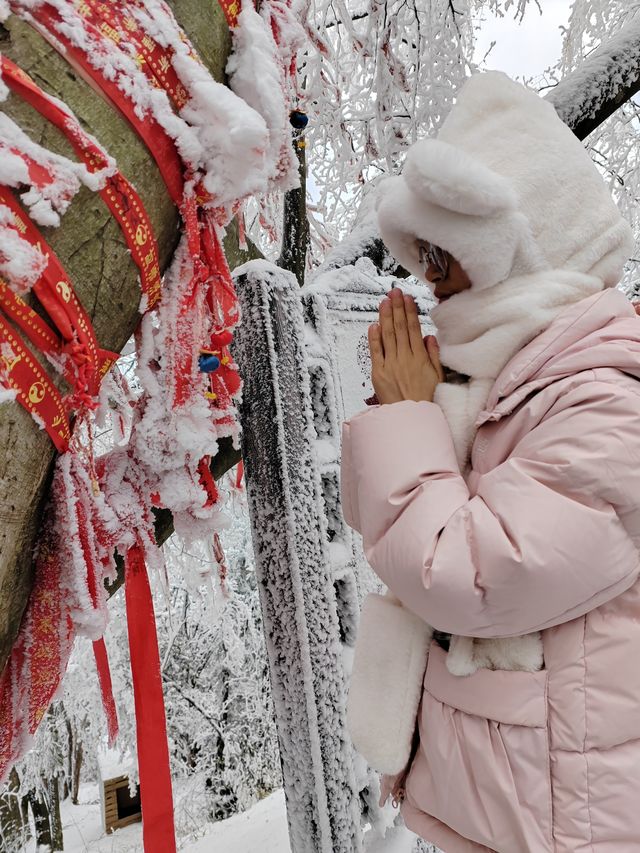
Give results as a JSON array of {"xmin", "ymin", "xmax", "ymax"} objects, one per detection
[{"xmin": 101, "ymin": 775, "xmax": 142, "ymax": 834}]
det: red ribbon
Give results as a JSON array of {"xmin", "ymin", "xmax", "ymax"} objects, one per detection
[
  {"xmin": 0, "ymin": 313, "xmax": 71, "ymax": 452},
  {"xmin": 0, "ymin": 188, "xmax": 118, "ymax": 398},
  {"xmin": 0, "ymin": 278, "xmax": 61, "ymax": 356},
  {"xmin": 0, "ymin": 141, "xmax": 78, "ymax": 208},
  {"xmin": 217, "ymin": 0, "xmax": 241, "ymax": 28},
  {"xmin": 31, "ymin": 2, "xmax": 185, "ymax": 205},
  {"xmin": 125, "ymin": 545, "xmax": 177, "ymax": 853},
  {"xmin": 92, "ymin": 638, "xmax": 119, "ymax": 746},
  {"xmin": 1, "ymin": 55, "xmax": 163, "ymax": 312},
  {"xmin": 0, "ymin": 518, "xmax": 74, "ymax": 779},
  {"xmin": 82, "ymin": 0, "xmax": 193, "ymax": 110}
]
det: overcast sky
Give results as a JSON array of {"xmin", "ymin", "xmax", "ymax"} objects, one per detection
[{"xmin": 474, "ymin": 0, "xmax": 573, "ymax": 79}]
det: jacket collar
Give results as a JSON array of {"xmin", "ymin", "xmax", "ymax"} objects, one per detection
[{"xmin": 477, "ymin": 288, "xmax": 637, "ymax": 426}]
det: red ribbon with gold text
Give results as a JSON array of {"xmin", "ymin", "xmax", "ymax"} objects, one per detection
[
  {"xmin": 0, "ymin": 310, "xmax": 71, "ymax": 451},
  {"xmin": 0, "ymin": 529, "xmax": 73, "ymax": 762},
  {"xmin": 217, "ymin": 0, "xmax": 241, "ymax": 27},
  {"xmin": 0, "ymin": 56, "xmax": 162, "ymax": 311},
  {"xmin": 0, "ymin": 188, "xmax": 118, "ymax": 399}
]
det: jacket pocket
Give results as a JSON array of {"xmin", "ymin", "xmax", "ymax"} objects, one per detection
[{"xmin": 405, "ymin": 643, "xmax": 553, "ymax": 853}]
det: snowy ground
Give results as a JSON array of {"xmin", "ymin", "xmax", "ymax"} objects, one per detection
[
  {"xmin": 24, "ymin": 786, "xmax": 291, "ymax": 853},
  {"xmin": 21, "ymin": 784, "xmax": 421, "ymax": 852}
]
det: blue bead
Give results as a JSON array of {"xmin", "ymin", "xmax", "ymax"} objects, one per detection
[
  {"xmin": 199, "ymin": 353, "xmax": 221, "ymax": 373},
  {"xmin": 290, "ymin": 110, "xmax": 309, "ymax": 129}
]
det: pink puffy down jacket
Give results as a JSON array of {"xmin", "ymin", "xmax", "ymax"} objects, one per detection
[{"xmin": 340, "ymin": 288, "xmax": 640, "ymax": 852}]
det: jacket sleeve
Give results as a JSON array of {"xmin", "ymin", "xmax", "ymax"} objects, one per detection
[{"xmin": 340, "ymin": 385, "xmax": 640, "ymax": 637}]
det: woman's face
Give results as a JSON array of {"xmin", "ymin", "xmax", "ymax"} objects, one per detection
[{"xmin": 418, "ymin": 242, "xmax": 472, "ymax": 302}]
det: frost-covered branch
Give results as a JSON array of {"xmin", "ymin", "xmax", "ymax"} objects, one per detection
[
  {"xmin": 546, "ymin": 13, "xmax": 640, "ymax": 140},
  {"xmin": 277, "ymin": 120, "xmax": 310, "ymax": 285}
]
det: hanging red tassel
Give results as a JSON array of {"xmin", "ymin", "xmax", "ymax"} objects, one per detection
[
  {"xmin": 235, "ymin": 460, "xmax": 244, "ymax": 491},
  {"xmin": 92, "ymin": 638, "xmax": 119, "ymax": 746}
]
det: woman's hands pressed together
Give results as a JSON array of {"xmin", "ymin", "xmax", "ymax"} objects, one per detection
[{"xmin": 368, "ymin": 287, "xmax": 443, "ymax": 405}]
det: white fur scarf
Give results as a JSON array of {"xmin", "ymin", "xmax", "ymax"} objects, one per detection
[{"xmin": 429, "ymin": 269, "xmax": 604, "ymax": 675}]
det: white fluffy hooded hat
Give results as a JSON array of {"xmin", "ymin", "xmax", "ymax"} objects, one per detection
[{"xmin": 376, "ymin": 71, "xmax": 633, "ymax": 291}]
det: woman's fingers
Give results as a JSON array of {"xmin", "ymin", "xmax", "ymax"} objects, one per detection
[
  {"xmin": 368, "ymin": 322, "xmax": 384, "ymax": 366},
  {"xmin": 426, "ymin": 335, "xmax": 444, "ymax": 382},
  {"xmin": 390, "ymin": 288, "xmax": 410, "ymax": 355},
  {"xmin": 403, "ymin": 293, "xmax": 424, "ymax": 354},
  {"xmin": 379, "ymin": 296, "xmax": 396, "ymax": 358}
]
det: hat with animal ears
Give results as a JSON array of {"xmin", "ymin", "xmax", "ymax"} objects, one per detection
[{"xmin": 376, "ymin": 71, "xmax": 632, "ymax": 292}]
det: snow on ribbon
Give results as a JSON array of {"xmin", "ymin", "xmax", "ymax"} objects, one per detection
[
  {"xmin": 8, "ymin": 0, "xmax": 278, "ymax": 211},
  {"xmin": 111, "ymin": 231, "xmax": 235, "ymax": 545},
  {"xmin": 0, "ymin": 203, "xmax": 47, "ymax": 292},
  {"xmin": 0, "ymin": 98, "xmax": 110, "ymax": 226},
  {"xmin": 0, "ymin": 63, "xmax": 112, "ymax": 287},
  {"xmin": 227, "ymin": 3, "xmax": 301, "ymax": 193}
]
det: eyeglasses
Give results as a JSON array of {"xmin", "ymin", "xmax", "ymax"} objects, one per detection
[{"xmin": 418, "ymin": 243, "xmax": 449, "ymax": 278}]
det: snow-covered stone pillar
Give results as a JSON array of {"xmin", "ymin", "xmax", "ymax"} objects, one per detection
[
  {"xmin": 232, "ymin": 260, "xmax": 362, "ymax": 853},
  {"xmin": 300, "ymin": 258, "xmax": 437, "ymax": 851}
]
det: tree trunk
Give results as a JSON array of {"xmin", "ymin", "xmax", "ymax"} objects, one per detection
[
  {"xmin": 63, "ymin": 716, "xmax": 72, "ymax": 802},
  {"xmin": 47, "ymin": 776, "xmax": 63, "ymax": 852},
  {"xmin": 278, "ymin": 125, "xmax": 310, "ymax": 285},
  {"xmin": 28, "ymin": 788, "xmax": 52, "ymax": 851},
  {"xmin": 0, "ymin": 767, "xmax": 24, "ymax": 850},
  {"xmin": 0, "ymin": 2, "xmax": 257, "ymax": 675},
  {"xmin": 20, "ymin": 794, "xmax": 30, "ymax": 842},
  {"xmin": 71, "ymin": 740, "xmax": 83, "ymax": 806}
]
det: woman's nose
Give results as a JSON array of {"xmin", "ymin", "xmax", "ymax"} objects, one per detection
[{"xmin": 425, "ymin": 264, "xmax": 444, "ymax": 285}]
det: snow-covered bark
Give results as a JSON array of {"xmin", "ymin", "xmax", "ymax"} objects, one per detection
[
  {"xmin": 232, "ymin": 260, "xmax": 361, "ymax": 853},
  {"xmin": 545, "ymin": 2, "xmax": 640, "ymax": 296},
  {"xmin": 546, "ymin": 12, "xmax": 640, "ymax": 140}
]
